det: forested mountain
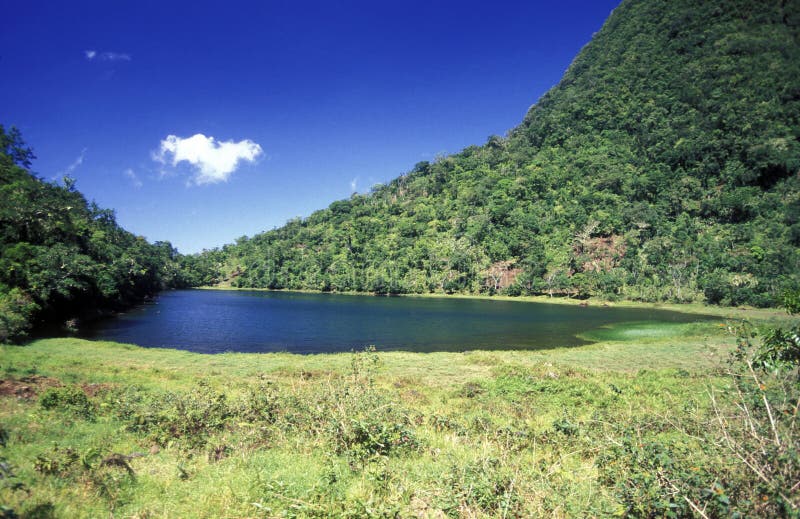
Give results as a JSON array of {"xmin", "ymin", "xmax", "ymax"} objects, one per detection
[
  {"xmin": 206, "ymin": 0, "xmax": 800, "ymax": 307},
  {"xmin": 0, "ymin": 126, "xmax": 194, "ymax": 341}
]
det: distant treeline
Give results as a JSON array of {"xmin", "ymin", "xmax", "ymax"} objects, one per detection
[
  {"xmin": 197, "ymin": 0, "xmax": 800, "ymax": 307},
  {"xmin": 0, "ymin": 126, "xmax": 201, "ymax": 342}
]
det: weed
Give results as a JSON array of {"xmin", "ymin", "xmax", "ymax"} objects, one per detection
[
  {"xmin": 349, "ymin": 345, "xmax": 380, "ymax": 387},
  {"xmin": 33, "ymin": 445, "xmax": 79, "ymax": 476},
  {"xmin": 434, "ymin": 457, "xmax": 522, "ymax": 517},
  {"xmin": 38, "ymin": 385, "xmax": 94, "ymax": 419},
  {"xmin": 236, "ymin": 378, "xmax": 280, "ymax": 424},
  {"xmin": 208, "ymin": 443, "xmax": 231, "ymax": 462},
  {"xmin": 0, "ymin": 426, "xmax": 25, "ymax": 513},
  {"xmin": 428, "ymin": 414, "xmax": 466, "ymax": 435},
  {"xmin": 17, "ymin": 503, "xmax": 55, "ymax": 519},
  {"xmin": 176, "ymin": 463, "xmax": 190, "ymax": 481},
  {"xmin": 256, "ymin": 476, "xmax": 403, "ymax": 519},
  {"xmin": 458, "ymin": 381, "xmax": 484, "ymax": 398},
  {"xmin": 32, "ymin": 443, "xmax": 136, "ymax": 508},
  {"xmin": 551, "ymin": 411, "xmax": 580, "ymax": 437},
  {"xmin": 492, "ymin": 424, "xmax": 532, "ymax": 451},
  {"xmin": 113, "ymin": 381, "xmax": 232, "ymax": 448}
]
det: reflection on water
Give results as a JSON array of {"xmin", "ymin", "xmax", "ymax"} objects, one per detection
[{"xmin": 78, "ymin": 290, "xmax": 711, "ymax": 354}]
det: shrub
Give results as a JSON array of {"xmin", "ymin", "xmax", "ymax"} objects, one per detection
[
  {"xmin": 0, "ymin": 289, "xmax": 38, "ymax": 343},
  {"xmin": 114, "ymin": 381, "xmax": 232, "ymax": 448},
  {"xmin": 0, "ymin": 425, "xmax": 25, "ymax": 510},
  {"xmin": 596, "ymin": 433, "xmax": 727, "ymax": 517},
  {"xmin": 712, "ymin": 320, "xmax": 800, "ymax": 515},
  {"xmin": 325, "ymin": 348, "xmax": 421, "ymax": 461},
  {"xmin": 33, "ymin": 445, "xmax": 79, "ymax": 476},
  {"xmin": 39, "ymin": 386, "xmax": 94, "ymax": 419},
  {"xmin": 434, "ymin": 457, "xmax": 521, "ymax": 517},
  {"xmin": 784, "ymin": 288, "xmax": 800, "ymax": 315},
  {"xmin": 332, "ymin": 416, "xmax": 418, "ymax": 460}
]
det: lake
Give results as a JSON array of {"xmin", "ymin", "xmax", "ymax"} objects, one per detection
[{"xmin": 77, "ymin": 289, "xmax": 713, "ymax": 354}]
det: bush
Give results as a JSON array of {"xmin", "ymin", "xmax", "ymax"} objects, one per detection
[
  {"xmin": 326, "ymin": 348, "xmax": 420, "ymax": 460},
  {"xmin": 39, "ymin": 386, "xmax": 94, "ymax": 419},
  {"xmin": 0, "ymin": 289, "xmax": 38, "ymax": 343},
  {"xmin": 783, "ymin": 288, "xmax": 800, "ymax": 315},
  {"xmin": 33, "ymin": 445, "xmax": 80, "ymax": 476},
  {"xmin": 434, "ymin": 457, "xmax": 521, "ymax": 517},
  {"xmin": 596, "ymin": 433, "xmax": 731, "ymax": 517},
  {"xmin": 114, "ymin": 381, "xmax": 232, "ymax": 448},
  {"xmin": 713, "ymin": 321, "xmax": 800, "ymax": 515}
]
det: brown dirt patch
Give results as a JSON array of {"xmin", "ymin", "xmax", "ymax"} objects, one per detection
[
  {"xmin": 0, "ymin": 375, "xmax": 63, "ymax": 400},
  {"xmin": 80, "ymin": 382, "xmax": 115, "ymax": 397}
]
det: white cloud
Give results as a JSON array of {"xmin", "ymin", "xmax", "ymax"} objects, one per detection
[
  {"xmin": 102, "ymin": 51, "xmax": 131, "ymax": 61},
  {"xmin": 60, "ymin": 148, "xmax": 87, "ymax": 177},
  {"xmin": 350, "ymin": 177, "xmax": 358, "ymax": 192},
  {"xmin": 84, "ymin": 50, "xmax": 131, "ymax": 61},
  {"xmin": 154, "ymin": 134, "xmax": 263, "ymax": 185},
  {"xmin": 123, "ymin": 168, "xmax": 142, "ymax": 188}
]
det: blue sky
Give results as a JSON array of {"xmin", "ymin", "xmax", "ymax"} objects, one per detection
[{"xmin": 2, "ymin": 0, "xmax": 620, "ymax": 253}]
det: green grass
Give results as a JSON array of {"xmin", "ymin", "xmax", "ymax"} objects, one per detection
[{"xmin": 0, "ymin": 314, "xmax": 794, "ymax": 517}]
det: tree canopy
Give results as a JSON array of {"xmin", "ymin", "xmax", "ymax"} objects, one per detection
[{"xmin": 0, "ymin": 126, "xmax": 196, "ymax": 341}]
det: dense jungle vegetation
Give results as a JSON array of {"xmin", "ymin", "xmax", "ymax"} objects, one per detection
[
  {"xmin": 0, "ymin": 126, "xmax": 201, "ymax": 342},
  {"xmin": 202, "ymin": 0, "xmax": 800, "ymax": 307}
]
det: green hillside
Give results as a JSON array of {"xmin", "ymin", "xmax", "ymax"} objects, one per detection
[
  {"xmin": 207, "ymin": 0, "xmax": 800, "ymax": 307},
  {"xmin": 0, "ymin": 126, "xmax": 194, "ymax": 341}
]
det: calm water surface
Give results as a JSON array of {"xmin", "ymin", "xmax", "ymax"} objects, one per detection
[{"xmin": 78, "ymin": 290, "xmax": 712, "ymax": 354}]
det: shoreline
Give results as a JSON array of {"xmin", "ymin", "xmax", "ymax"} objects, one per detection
[{"xmin": 193, "ymin": 285, "xmax": 789, "ymax": 322}]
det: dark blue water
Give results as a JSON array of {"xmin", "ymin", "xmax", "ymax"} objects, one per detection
[{"xmin": 78, "ymin": 289, "xmax": 712, "ymax": 354}]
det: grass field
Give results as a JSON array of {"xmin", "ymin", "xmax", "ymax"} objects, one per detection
[{"xmin": 0, "ymin": 311, "xmax": 796, "ymax": 517}]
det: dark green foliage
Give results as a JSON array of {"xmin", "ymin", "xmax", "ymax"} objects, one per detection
[
  {"xmin": 38, "ymin": 386, "xmax": 94, "ymax": 420},
  {"xmin": 0, "ymin": 289, "xmax": 38, "ymax": 344},
  {"xmin": 32, "ymin": 444, "xmax": 136, "ymax": 508},
  {"xmin": 326, "ymin": 348, "xmax": 420, "ymax": 461},
  {"xmin": 113, "ymin": 382, "xmax": 232, "ymax": 448},
  {"xmin": 551, "ymin": 412, "xmax": 580, "ymax": 437},
  {"xmin": 784, "ymin": 288, "xmax": 800, "ymax": 315},
  {"xmin": 435, "ymin": 457, "xmax": 521, "ymax": 517},
  {"xmin": 332, "ymin": 414, "xmax": 418, "ymax": 460},
  {"xmin": 753, "ymin": 325, "xmax": 800, "ymax": 369},
  {"xmin": 597, "ymin": 434, "xmax": 734, "ymax": 518},
  {"xmin": 0, "ymin": 425, "xmax": 25, "ymax": 519},
  {"xmin": 198, "ymin": 0, "xmax": 799, "ymax": 307},
  {"xmin": 6, "ymin": 0, "xmax": 798, "ymax": 310},
  {"xmin": 0, "ymin": 126, "xmax": 196, "ymax": 341},
  {"xmin": 0, "ymin": 125, "xmax": 35, "ymax": 169},
  {"xmin": 33, "ymin": 445, "xmax": 80, "ymax": 476}
]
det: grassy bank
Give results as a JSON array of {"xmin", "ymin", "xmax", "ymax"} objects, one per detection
[{"xmin": 0, "ymin": 317, "xmax": 796, "ymax": 517}]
